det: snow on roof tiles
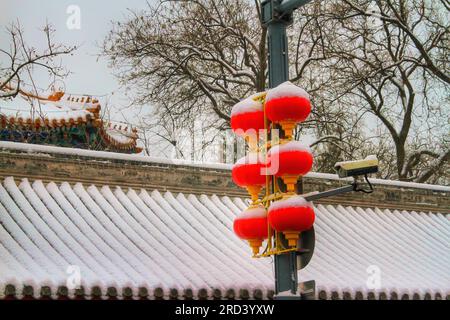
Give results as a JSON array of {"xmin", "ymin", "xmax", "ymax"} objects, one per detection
[
  {"xmin": 1, "ymin": 105, "xmax": 140, "ymax": 153},
  {"xmin": 0, "ymin": 176, "xmax": 448, "ymax": 300},
  {"xmin": 0, "ymin": 103, "xmax": 93, "ymax": 124}
]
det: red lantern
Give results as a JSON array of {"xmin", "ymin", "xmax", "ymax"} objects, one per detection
[
  {"xmin": 268, "ymin": 196, "xmax": 315, "ymax": 247},
  {"xmin": 267, "ymin": 141, "xmax": 313, "ymax": 192},
  {"xmin": 232, "ymin": 153, "xmax": 267, "ymax": 202},
  {"xmin": 265, "ymin": 81, "xmax": 311, "ymax": 138},
  {"xmin": 233, "ymin": 205, "xmax": 268, "ymax": 255},
  {"xmin": 231, "ymin": 98, "xmax": 264, "ymax": 150}
]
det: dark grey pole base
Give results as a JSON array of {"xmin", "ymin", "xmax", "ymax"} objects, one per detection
[{"xmin": 274, "ymin": 280, "xmax": 316, "ymax": 300}]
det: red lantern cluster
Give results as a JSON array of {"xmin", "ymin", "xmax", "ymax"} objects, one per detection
[
  {"xmin": 233, "ymin": 205, "xmax": 268, "ymax": 255},
  {"xmin": 232, "ymin": 153, "xmax": 267, "ymax": 202},
  {"xmin": 265, "ymin": 81, "xmax": 311, "ymax": 138},
  {"xmin": 268, "ymin": 195, "xmax": 315, "ymax": 247},
  {"xmin": 267, "ymin": 141, "xmax": 313, "ymax": 192},
  {"xmin": 230, "ymin": 83, "xmax": 316, "ymax": 254}
]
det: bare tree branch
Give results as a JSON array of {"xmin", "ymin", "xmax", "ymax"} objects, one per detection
[{"xmin": 0, "ymin": 21, "xmax": 76, "ymax": 99}]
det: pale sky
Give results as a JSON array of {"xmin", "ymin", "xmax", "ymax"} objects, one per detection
[{"xmin": 0, "ymin": 0, "xmax": 156, "ymax": 124}]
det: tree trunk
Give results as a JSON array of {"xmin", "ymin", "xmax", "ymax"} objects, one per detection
[
  {"xmin": 257, "ymin": 26, "xmax": 268, "ymax": 92},
  {"xmin": 395, "ymin": 139, "xmax": 407, "ymax": 181},
  {"xmin": 233, "ymin": 136, "xmax": 238, "ymax": 163}
]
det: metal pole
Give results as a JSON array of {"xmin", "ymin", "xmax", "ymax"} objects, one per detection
[
  {"xmin": 264, "ymin": 0, "xmax": 313, "ymax": 297},
  {"xmin": 267, "ymin": 19, "xmax": 299, "ymax": 295},
  {"xmin": 267, "ymin": 21, "xmax": 289, "ymax": 88},
  {"xmin": 278, "ymin": 0, "xmax": 313, "ymax": 13}
]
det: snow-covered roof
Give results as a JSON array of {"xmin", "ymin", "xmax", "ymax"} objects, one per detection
[
  {"xmin": 0, "ymin": 103, "xmax": 94, "ymax": 126},
  {"xmin": 53, "ymin": 95, "xmax": 101, "ymax": 112},
  {"xmin": 0, "ymin": 176, "xmax": 448, "ymax": 300},
  {"xmin": 0, "ymin": 102, "xmax": 140, "ymax": 153}
]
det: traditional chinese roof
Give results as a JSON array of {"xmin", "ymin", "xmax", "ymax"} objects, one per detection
[
  {"xmin": 0, "ymin": 92, "xmax": 141, "ymax": 153},
  {"xmin": 0, "ymin": 144, "xmax": 449, "ymax": 300}
]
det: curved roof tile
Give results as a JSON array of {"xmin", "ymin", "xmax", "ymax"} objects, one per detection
[{"xmin": 0, "ymin": 177, "xmax": 448, "ymax": 300}]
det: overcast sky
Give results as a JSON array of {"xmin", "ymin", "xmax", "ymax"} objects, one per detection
[{"xmin": 0, "ymin": 0, "xmax": 155, "ymax": 124}]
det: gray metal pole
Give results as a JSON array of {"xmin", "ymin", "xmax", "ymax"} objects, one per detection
[
  {"xmin": 278, "ymin": 0, "xmax": 313, "ymax": 13},
  {"xmin": 262, "ymin": 0, "xmax": 313, "ymax": 297},
  {"xmin": 267, "ymin": 20, "xmax": 299, "ymax": 295},
  {"xmin": 267, "ymin": 21, "xmax": 289, "ymax": 88}
]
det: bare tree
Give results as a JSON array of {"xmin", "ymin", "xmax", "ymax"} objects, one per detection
[
  {"xmin": 103, "ymin": 0, "xmax": 449, "ymax": 183},
  {"xmin": 137, "ymin": 101, "xmax": 187, "ymax": 158},
  {"xmin": 102, "ymin": 0, "xmax": 268, "ymax": 126},
  {"xmin": 102, "ymin": 0, "xmax": 329, "ymax": 160},
  {"xmin": 0, "ymin": 21, "xmax": 76, "ymax": 99},
  {"xmin": 303, "ymin": 0, "xmax": 449, "ymax": 182}
]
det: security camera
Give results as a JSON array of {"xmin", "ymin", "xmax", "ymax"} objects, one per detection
[{"xmin": 334, "ymin": 155, "xmax": 379, "ymax": 178}]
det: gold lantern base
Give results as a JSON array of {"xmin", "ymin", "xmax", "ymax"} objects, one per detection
[
  {"xmin": 279, "ymin": 120, "xmax": 297, "ymax": 139},
  {"xmin": 245, "ymin": 135, "xmax": 259, "ymax": 153},
  {"xmin": 246, "ymin": 185, "xmax": 262, "ymax": 202},
  {"xmin": 248, "ymin": 239, "xmax": 263, "ymax": 255},
  {"xmin": 283, "ymin": 231, "xmax": 300, "ymax": 248},
  {"xmin": 281, "ymin": 175, "xmax": 299, "ymax": 193}
]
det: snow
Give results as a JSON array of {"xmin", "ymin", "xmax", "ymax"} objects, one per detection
[
  {"xmin": 306, "ymin": 172, "xmax": 450, "ymax": 192},
  {"xmin": 249, "ymin": 91, "xmax": 267, "ymax": 100},
  {"xmin": 32, "ymin": 180, "xmax": 135, "ymax": 289},
  {"xmin": 50, "ymin": 98, "xmax": 100, "ymax": 112},
  {"xmin": 233, "ymin": 152, "xmax": 265, "ymax": 167},
  {"xmin": 268, "ymin": 195, "xmax": 312, "ymax": 211},
  {"xmin": 20, "ymin": 180, "xmax": 113, "ymax": 287},
  {"xmin": 275, "ymin": 290, "xmax": 302, "ymax": 297},
  {"xmin": 77, "ymin": 183, "xmax": 172, "ymax": 289},
  {"xmin": 101, "ymin": 185, "xmax": 205, "ymax": 290},
  {"xmin": 104, "ymin": 128, "xmax": 136, "ymax": 144},
  {"xmin": 1, "ymin": 179, "xmax": 68, "ymax": 276},
  {"xmin": 301, "ymin": 203, "xmax": 450, "ymax": 298},
  {"xmin": 268, "ymin": 140, "xmax": 312, "ymax": 155},
  {"xmin": 266, "ymin": 81, "xmax": 310, "ymax": 101},
  {"xmin": 46, "ymin": 182, "xmax": 145, "ymax": 294},
  {"xmin": 0, "ymin": 176, "xmax": 449, "ymax": 299},
  {"xmin": 236, "ymin": 205, "xmax": 267, "ymax": 219},
  {"xmin": 0, "ymin": 224, "xmax": 42, "ymax": 291},
  {"xmin": 1, "ymin": 103, "xmax": 91, "ymax": 123},
  {"xmin": 334, "ymin": 155, "xmax": 378, "ymax": 167},
  {"xmin": 0, "ymin": 141, "xmax": 231, "ymax": 171},
  {"xmin": 177, "ymin": 192, "xmax": 272, "ymax": 283},
  {"xmin": 201, "ymin": 194, "xmax": 234, "ymax": 228},
  {"xmin": 0, "ymin": 183, "xmax": 63, "ymax": 295},
  {"xmin": 230, "ymin": 98, "xmax": 263, "ymax": 116},
  {"xmin": 124, "ymin": 188, "xmax": 228, "ymax": 290},
  {"xmin": 324, "ymin": 205, "xmax": 419, "ymax": 289},
  {"xmin": 147, "ymin": 190, "xmax": 265, "ymax": 290},
  {"xmin": 1, "ymin": 105, "xmax": 136, "ymax": 149},
  {"xmin": 57, "ymin": 182, "xmax": 151, "ymax": 292}
]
